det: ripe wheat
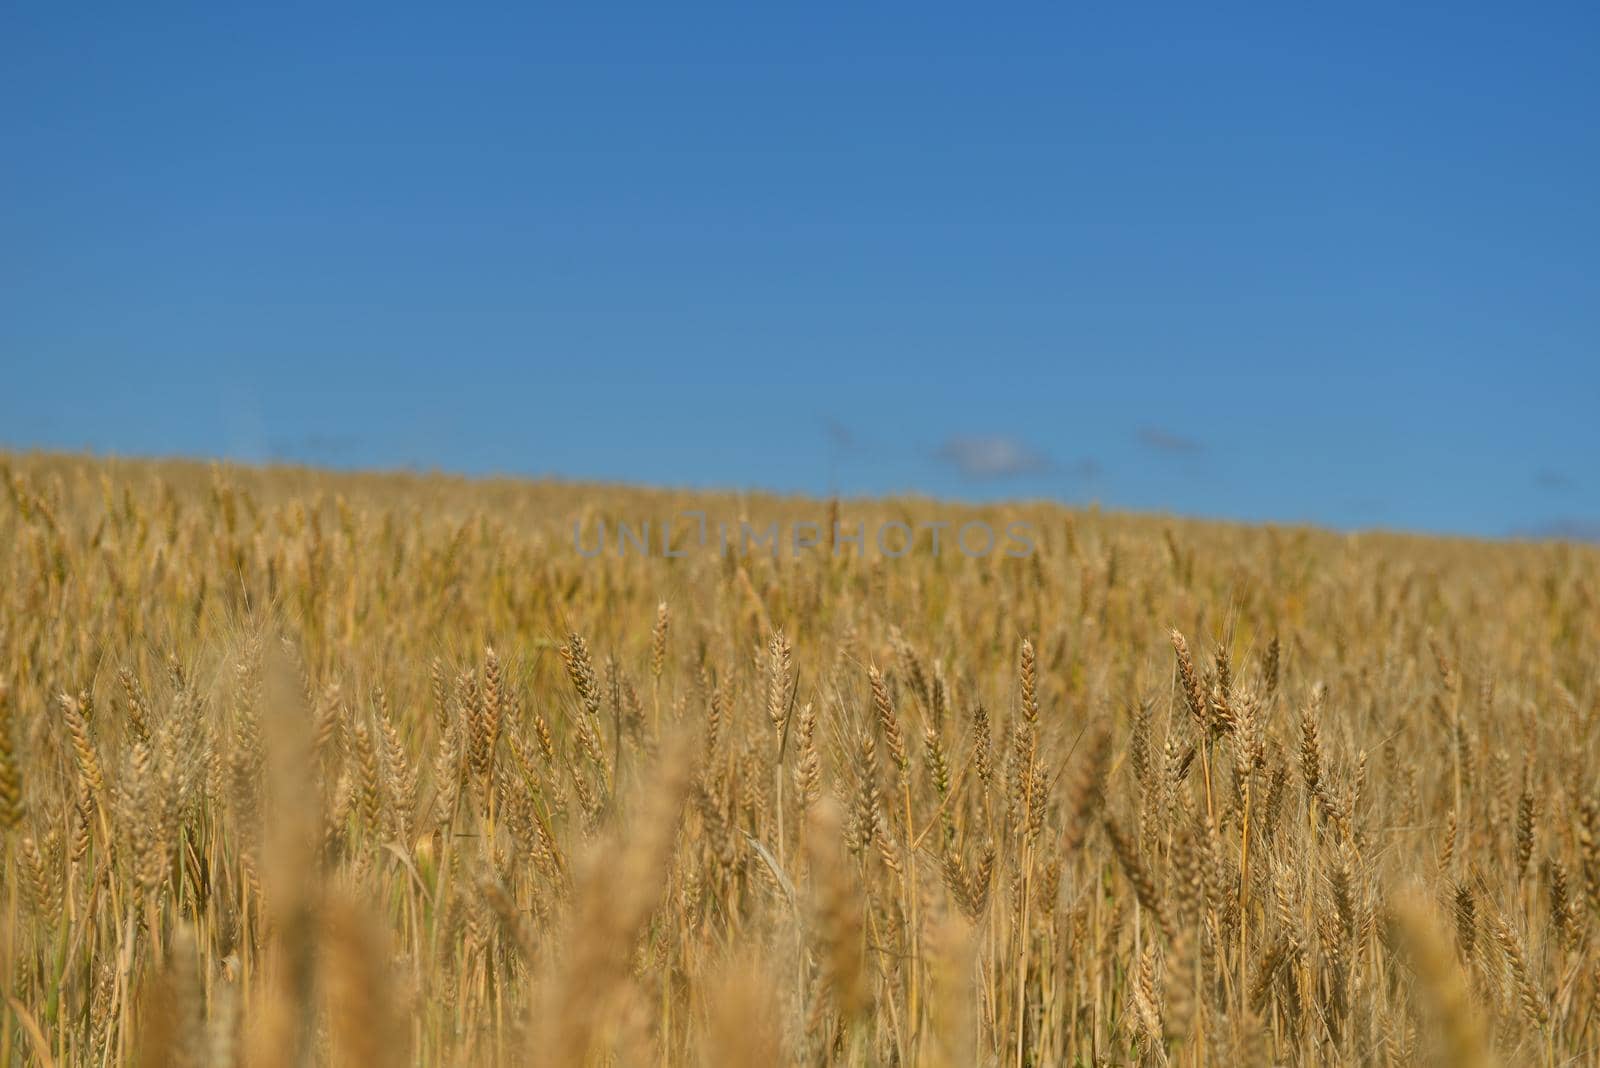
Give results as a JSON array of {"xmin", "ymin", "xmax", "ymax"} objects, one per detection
[{"xmin": 0, "ymin": 451, "xmax": 1595, "ymax": 1065}]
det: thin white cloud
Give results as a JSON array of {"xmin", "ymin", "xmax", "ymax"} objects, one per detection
[
  {"xmin": 1137, "ymin": 427, "xmax": 1204, "ymax": 455},
  {"xmin": 935, "ymin": 435, "xmax": 1051, "ymax": 479},
  {"xmin": 1534, "ymin": 469, "xmax": 1575, "ymax": 492}
]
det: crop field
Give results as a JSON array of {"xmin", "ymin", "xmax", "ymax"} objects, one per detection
[{"xmin": 0, "ymin": 451, "xmax": 1596, "ymax": 1066}]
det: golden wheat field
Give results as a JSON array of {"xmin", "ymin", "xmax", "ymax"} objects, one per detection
[{"xmin": 0, "ymin": 451, "xmax": 1597, "ymax": 1066}]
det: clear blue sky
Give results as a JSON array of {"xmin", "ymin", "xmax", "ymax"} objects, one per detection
[{"xmin": 4, "ymin": 4, "xmax": 1597, "ymax": 538}]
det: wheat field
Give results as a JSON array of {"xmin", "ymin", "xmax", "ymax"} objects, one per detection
[{"xmin": 0, "ymin": 451, "xmax": 1596, "ymax": 1066}]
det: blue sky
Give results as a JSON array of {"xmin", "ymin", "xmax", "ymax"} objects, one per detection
[{"xmin": 3, "ymin": 4, "xmax": 1597, "ymax": 538}]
